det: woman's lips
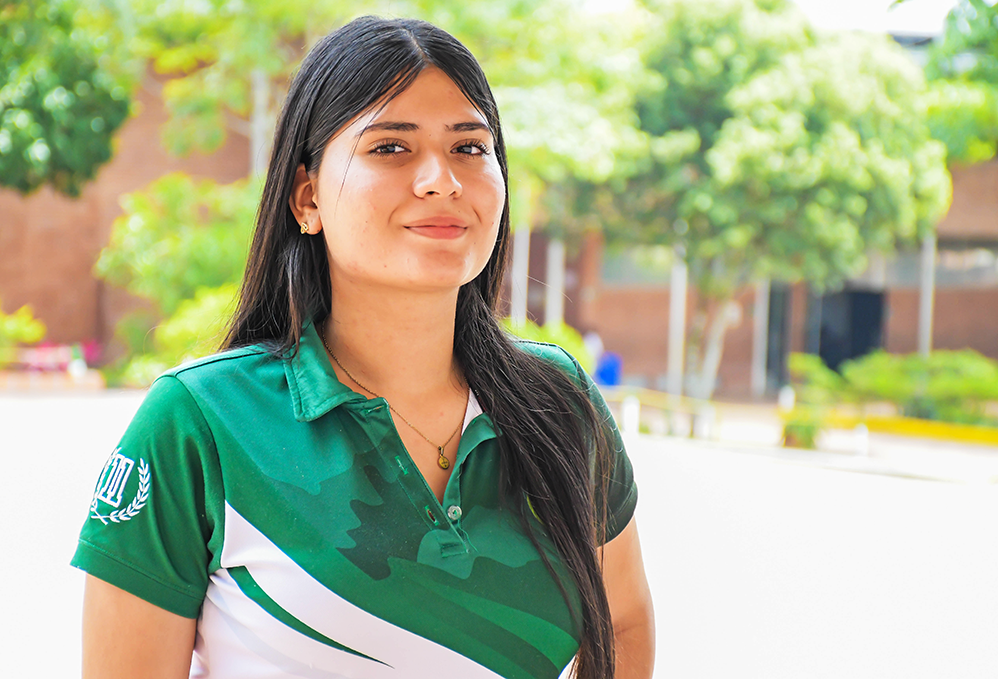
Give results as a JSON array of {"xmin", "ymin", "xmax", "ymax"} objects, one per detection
[{"xmin": 405, "ymin": 225, "xmax": 467, "ymax": 239}]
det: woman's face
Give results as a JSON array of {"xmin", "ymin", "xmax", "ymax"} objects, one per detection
[{"xmin": 311, "ymin": 67, "xmax": 505, "ymax": 296}]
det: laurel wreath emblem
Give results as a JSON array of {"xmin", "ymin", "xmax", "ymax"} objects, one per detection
[{"xmin": 90, "ymin": 459, "xmax": 150, "ymax": 525}]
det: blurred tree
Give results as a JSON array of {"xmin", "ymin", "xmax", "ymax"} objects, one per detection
[
  {"xmin": 94, "ymin": 172, "xmax": 259, "ymax": 316},
  {"xmin": 922, "ymin": 80, "xmax": 998, "ymax": 164},
  {"xmin": 446, "ymin": 2, "xmax": 646, "ymax": 325},
  {"xmin": 131, "ymin": 0, "xmax": 647, "ymax": 323},
  {"xmin": 582, "ymin": 0, "xmax": 950, "ymax": 398},
  {"xmin": 0, "ymin": 0, "xmax": 131, "ymax": 196},
  {"xmin": 93, "ymin": 0, "xmax": 647, "ymax": 380},
  {"xmin": 109, "ymin": 0, "xmax": 647, "ymax": 180},
  {"xmin": 0, "ymin": 299, "xmax": 46, "ymax": 368},
  {"xmin": 924, "ymin": 0, "xmax": 998, "ymax": 86},
  {"xmin": 923, "ymin": 0, "xmax": 998, "ymax": 164},
  {"xmin": 104, "ymin": 0, "xmax": 351, "ymax": 175}
]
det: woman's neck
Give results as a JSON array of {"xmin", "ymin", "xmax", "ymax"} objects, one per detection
[{"xmin": 321, "ymin": 280, "xmax": 464, "ymax": 401}]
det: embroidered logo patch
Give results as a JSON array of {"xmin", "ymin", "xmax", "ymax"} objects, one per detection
[{"xmin": 90, "ymin": 448, "xmax": 150, "ymax": 525}]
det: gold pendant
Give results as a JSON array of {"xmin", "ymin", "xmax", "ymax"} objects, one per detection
[{"xmin": 437, "ymin": 446, "xmax": 450, "ymax": 470}]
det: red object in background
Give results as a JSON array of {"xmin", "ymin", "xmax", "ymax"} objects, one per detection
[
  {"xmin": 81, "ymin": 340, "xmax": 102, "ymax": 365},
  {"xmin": 19, "ymin": 343, "xmax": 73, "ymax": 371},
  {"xmin": 15, "ymin": 340, "xmax": 102, "ymax": 371}
]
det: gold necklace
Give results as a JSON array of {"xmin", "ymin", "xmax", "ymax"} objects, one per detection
[{"xmin": 319, "ymin": 328, "xmax": 462, "ymax": 470}]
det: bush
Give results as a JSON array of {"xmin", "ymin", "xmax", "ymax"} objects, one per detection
[
  {"xmin": 782, "ymin": 406, "xmax": 822, "ymax": 449},
  {"xmin": 789, "ymin": 349, "xmax": 998, "ymax": 427},
  {"xmin": 94, "ymin": 173, "xmax": 258, "ymax": 386},
  {"xmin": 0, "ymin": 300, "xmax": 46, "ymax": 367},
  {"xmin": 787, "ymin": 352, "xmax": 845, "ymax": 406},
  {"xmin": 94, "ymin": 173, "xmax": 258, "ymax": 315},
  {"xmin": 842, "ymin": 350, "xmax": 998, "ymax": 425},
  {"xmin": 113, "ymin": 284, "xmax": 237, "ymax": 387},
  {"xmin": 783, "ymin": 353, "xmax": 843, "ymax": 448},
  {"xmin": 501, "ymin": 319, "xmax": 595, "ymax": 374}
]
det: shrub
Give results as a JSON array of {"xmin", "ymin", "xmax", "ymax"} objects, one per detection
[
  {"xmin": 502, "ymin": 319, "xmax": 595, "ymax": 374},
  {"xmin": 114, "ymin": 284, "xmax": 237, "ymax": 387},
  {"xmin": 0, "ymin": 300, "xmax": 46, "ymax": 367},
  {"xmin": 790, "ymin": 349, "xmax": 998, "ymax": 427}
]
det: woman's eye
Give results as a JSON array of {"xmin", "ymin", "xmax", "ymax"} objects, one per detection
[
  {"xmin": 370, "ymin": 141, "xmax": 407, "ymax": 155},
  {"xmin": 455, "ymin": 141, "xmax": 490, "ymax": 156}
]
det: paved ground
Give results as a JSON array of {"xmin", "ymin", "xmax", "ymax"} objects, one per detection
[{"xmin": 2, "ymin": 391, "xmax": 997, "ymax": 677}]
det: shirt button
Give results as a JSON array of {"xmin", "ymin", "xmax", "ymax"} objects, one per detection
[{"xmin": 446, "ymin": 505, "xmax": 463, "ymax": 521}]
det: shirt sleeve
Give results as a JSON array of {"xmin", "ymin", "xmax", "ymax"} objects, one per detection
[
  {"xmin": 71, "ymin": 375, "xmax": 222, "ymax": 618},
  {"xmin": 518, "ymin": 341, "xmax": 638, "ymax": 545}
]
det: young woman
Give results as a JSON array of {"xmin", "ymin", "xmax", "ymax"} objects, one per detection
[{"xmin": 75, "ymin": 16, "xmax": 654, "ymax": 679}]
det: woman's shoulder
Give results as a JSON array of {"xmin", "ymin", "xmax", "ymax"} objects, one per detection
[
  {"xmin": 150, "ymin": 343, "xmax": 279, "ymax": 402},
  {"xmin": 160, "ymin": 344, "xmax": 279, "ymax": 381},
  {"xmin": 512, "ymin": 339, "xmax": 585, "ymax": 384}
]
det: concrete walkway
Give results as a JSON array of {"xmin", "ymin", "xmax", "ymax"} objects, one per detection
[
  {"xmin": 2, "ymin": 391, "xmax": 996, "ymax": 677},
  {"xmin": 628, "ymin": 431, "xmax": 998, "ymax": 679},
  {"xmin": 710, "ymin": 401, "xmax": 998, "ymax": 484}
]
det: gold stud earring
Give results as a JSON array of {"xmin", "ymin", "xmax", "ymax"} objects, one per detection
[{"xmin": 300, "ymin": 221, "xmax": 309, "ymax": 235}]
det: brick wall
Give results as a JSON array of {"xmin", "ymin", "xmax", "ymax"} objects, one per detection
[
  {"xmin": 937, "ymin": 160, "xmax": 998, "ymax": 241},
  {"xmin": 886, "ymin": 288, "xmax": 998, "ymax": 357},
  {"xmin": 0, "ymin": 75, "xmax": 249, "ymax": 352},
  {"xmin": 583, "ymin": 285, "xmax": 759, "ymax": 395}
]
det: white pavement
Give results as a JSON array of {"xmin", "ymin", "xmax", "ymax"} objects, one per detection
[
  {"xmin": 628, "ymin": 432, "xmax": 998, "ymax": 679},
  {"xmin": 2, "ymin": 392, "xmax": 997, "ymax": 677}
]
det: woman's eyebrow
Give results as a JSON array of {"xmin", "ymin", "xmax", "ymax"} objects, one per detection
[{"xmin": 357, "ymin": 121, "xmax": 491, "ymax": 136}]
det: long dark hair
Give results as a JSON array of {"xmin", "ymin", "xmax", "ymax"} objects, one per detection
[{"xmin": 224, "ymin": 16, "xmax": 616, "ymax": 678}]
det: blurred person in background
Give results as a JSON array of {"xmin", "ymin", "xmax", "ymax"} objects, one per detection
[{"xmin": 72, "ymin": 15, "xmax": 653, "ymax": 679}]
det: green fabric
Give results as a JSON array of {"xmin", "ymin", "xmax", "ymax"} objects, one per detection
[
  {"xmin": 71, "ymin": 323, "xmax": 637, "ymax": 677},
  {"xmin": 227, "ymin": 565, "xmax": 388, "ymax": 665},
  {"xmin": 72, "ymin": 373, "xmax": 227, "ymax": 618}
]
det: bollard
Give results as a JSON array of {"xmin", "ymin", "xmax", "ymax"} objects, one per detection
[
  {"xmin": 622, "ymin": 395, "xmax": 641, "ymax": 436},
  {"xmin": 692, "ymin": 403, "xmax": 716, "ymax": 439},
  {"xmin": 778, "ymin": 385, "xmax": 796, "ymax": 412},
  {"xmin": 854, "ymin": 423, "xmax": 870, "ymax": 456}
]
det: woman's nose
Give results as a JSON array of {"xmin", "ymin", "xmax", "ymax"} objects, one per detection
[{"xmin": 412, "ymin": 151, "xmax": 462, "ymax": 198}]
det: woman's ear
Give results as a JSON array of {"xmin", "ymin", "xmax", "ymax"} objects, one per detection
[{"xmin": 289, "ymin": 164, "xmax": 322, "ymax": 235}]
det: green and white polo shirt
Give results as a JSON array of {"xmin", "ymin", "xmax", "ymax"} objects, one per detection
[{"xmin": 73, "ymin": 323, "xmax": 637, "ymax": 679}]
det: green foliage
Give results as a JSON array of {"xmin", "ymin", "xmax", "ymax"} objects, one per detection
[
  {"xmin": 923, "ymin": 80, "xmax": 998, "ymax": 165},
  {"xmin": 130, "ymin": 0, "xmax": 648, "ymax": 184},
  {"xmin": 94, "ymin": 173, "xmax": 259, "ymax": 315},
  {"xmin": 115, "ymin": 284, "xmax": 238, "ymax": 387},
  {"xmin": 926, "ymin": 0, "xmax": 998, "ymax": 86},
  {"xmin": 790, "ymin": 349, "xmax": 998, "ymax": 426},
  {"xmin": 446, "ymin": 0, "xmax": 649, "ymax": 184},
  {"xmin": 120, "ymin": 0, "xmax": 347, "ymax": 158},
  {"xmin": 502, "ymin": 318, "xmax": 595, "ymax": 373},
  {"xmin": 841, "ymin": 350, "xmax": 998, "ymax": 424},
  {"xmin": 0, "ymin": 0, "xmax": 131, "ymax": 196},
  {"xmin": 0, "ymin": 300, "xmax": 47, "ymax": 368},
  {"xmin": 782, "ymin": 352, "xmax": 841, "ymax": 448},
  {"xmin": 781, "ymin": 406, "xmax": 821, "ymax": 449},
  {"xmin": 787, "ymin": 352, "xmax": 844, "ymax": 406},
  {"xmin": 601, "ymin": 0, "xmax": 950, "ymax": 298},
  {"xmin": 94, "ymin": 172, "xmax": 258, "ymax": 386},
  {"xmin": 923, "ymin": 0, "xmax": 998, "ymax": 164}
]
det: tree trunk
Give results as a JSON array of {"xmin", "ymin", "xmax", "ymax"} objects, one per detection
[
  {"xmin": 250, "ymin": 68, "xmax": 272, "ymax": 176},
  {"xmin": 918, "ymin": 233, "xmax": 936, "ymax": 356},
  {"xmin": 688, "ymin": 298, "xmax": 742, "ymax": 400},
  {"xmin": 509, "ymin": 181, "xmax": 535, "ymax": 328},
  {"xmin": 510, "ymin": 228, "xmax": 530, "ymax": 327},
  {"xmin": 751, "ymin": 279, "xmax": 770, "ymax": 397},
  {"xmin": 545, "ymin": 238, "xmax": 566, "ymax": 326},
  {"xmin": 667, "ymin": 248, "xmax": 688, "ymax": 395}
]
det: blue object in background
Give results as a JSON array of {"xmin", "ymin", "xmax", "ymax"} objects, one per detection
[{"xmin": 594, "ymin": 351, "xmax": 622, "ymax": 386}]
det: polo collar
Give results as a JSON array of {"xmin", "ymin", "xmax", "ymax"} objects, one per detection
[
  {"xmin": 285, "ymin": 322, "xmax": 499, "ymax": 449},
  {"xmin": 285, "ymin": 321, "xmax": 367, "ymax": 422}
]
